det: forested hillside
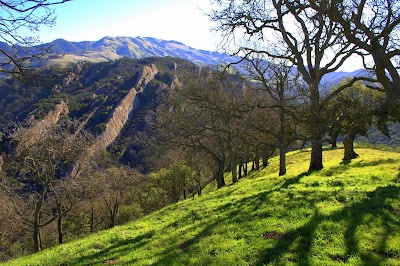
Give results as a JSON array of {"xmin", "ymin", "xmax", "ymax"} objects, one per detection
[
  {"xmin": 1, "ymin": 0, "xmax": 400, "ymax": 264},
  {"xmin": 0, "ymin": 57, "xmax": 196, "ymax": 168}
]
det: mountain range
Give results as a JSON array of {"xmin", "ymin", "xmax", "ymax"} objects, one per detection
[
  {"xmin": 41, "ymin": 36, "xmax": 237, "ymax": 67},
  {"xmin": 0, "ymin": 36, "xmax": 369, "ymax": 86},
  {"xmin": 42, "ymin": 36, "xmax": 371, "ymax": 86}
]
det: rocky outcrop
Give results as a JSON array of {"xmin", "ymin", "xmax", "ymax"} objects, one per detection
[
  {"xmin": 63, "ymin": 61, "xmax": 86, "ymax": 86},
  {"xmin": 19, "ymin": 100, "xmax": 68, "ymax": 148},
  {"xmin": 92, "ymin": 64, "xmax": 158, "ymax": 151},
  {"xmin": 71, "ymin": 64, "xmax": 160, "ymax": 177},
  {"xmin": 170, "ymin": 75, "xmax": 181, "ymax": 89},
  {"xmin": 135, "ymin": 64, "xmax": 158, "ymax": 92}
]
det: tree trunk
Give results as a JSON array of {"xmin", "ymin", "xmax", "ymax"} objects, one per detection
[
  {"xmin": 110, "ymin": 210, "xmax": 116, "ymax": 228},
  {"xmin": 215, "ymin": 159, "xmax": 225, "ymax": 188},
  {"xmin": 90, "ymin": 205, "xmax": 94, "ymax": 234},
  {"xmin": 279, "ymin": 145, "xmax": 286, "ymax": 176},
  {"xmin": 56, "ymin": 200, "xmax": 64, "ymax": 245},
  {"xmin": 262, "ymin": 146, "xmax": 269, "ymax": 167},
  {"xmin": 215, "ymin": 144, "xmax": 226, "ymax": 188},
  {"xmin": 244, "ymin": 159, "xmax": 248, "ymax": 176},
  {"xmin": 110, "ymin": 195, "xmax": 119, "ymax": 228},
  {"xmin": 238, "ymin": 159, "xmax": 242, "ymax": 179},
  {"xmin": 228, "ymin": 140, "xmax": 237, "ymax": 183},
  {"xmin": 196, "ymin": 171, "xmax": 202, "ymax": 196},
  {"xmin": 254, "ymin": 150, "xmax": 260, "ymax": 170},
  {"xmin": 33, "ymin": 186, "xmax": 47, "ymax": 252},
  {"xmin": 57, "ymin": 215, "xmax": 63, "ymax": 245},
  {"xmin": 38, "ymin": 226, "xmax": 43, "ymax": 251},
  {"xmin": 308, "ymin": 83, "xmax": 324, "ymax": 171},
  {"xmin": 197, "ymin": 184, "xmax": 202, "ymax": 196},
  {"xmin": 343, "ymin": 127, "xmax": 358, "ymax": 160},
  {"xmin": 309, "ymin": 139, "xmax": 323, "ymax": 171},
  {"xmin": 330, "ymin": 131, "xmax": 339, "ymax": 148},
  {"xmin": 33, "ymin": 224, "xmax": 41, "ymax": 253}
]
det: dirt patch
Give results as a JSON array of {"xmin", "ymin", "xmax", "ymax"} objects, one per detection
[
  {"xmin": 105, "ymin": 258, "xmax": 118, "ymax": 265},
  {"xmin": 262, "ymin": 231, "xmax": 287, "ymax": 239}
]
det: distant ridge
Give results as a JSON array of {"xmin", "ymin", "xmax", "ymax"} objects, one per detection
[
  {"xmin": 0, "ymin": 36, "xmax": 366, "ymax": 86},
  {"xmin": 37, "ymin": 36, "xmax": 237, "ymax": 67}
]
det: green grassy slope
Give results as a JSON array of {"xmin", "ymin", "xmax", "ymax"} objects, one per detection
[{"xmin": 4, "ymin": 148, "xmax": 400, "ymax": 266}]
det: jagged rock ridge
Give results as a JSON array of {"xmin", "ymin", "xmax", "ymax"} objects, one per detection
[
  {"xmin": 0, "ymin": 57, "xmax": 196, "ymax": 171},
  {"xmin": 92, "ymin": 64, "xmax": 158, "ymax": 151}
]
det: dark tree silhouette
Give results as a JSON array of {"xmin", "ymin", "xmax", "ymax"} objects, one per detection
[
  {"xmin": 0, "ymin": 0, "xmax": 71, "ymax": 77},
  {"xmin": 210, "ymin": 0, "xmax": 365, "ymax": 171},
  {"xmin": 309, "ymin": 0, "xmax": 400, "ymax": 119}
]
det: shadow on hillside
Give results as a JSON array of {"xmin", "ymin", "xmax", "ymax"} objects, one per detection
[
  {"xmin": 67, "ymin": 231, "xmax": 155, "ymax": 265},
  {"xmin": 352, "ymin": 158, "xmax": 397, "ymax": 168},
  {"xmin": 323, "ymin": 158, "xmax": 398, "ymax": 177},
  {"xmin": 255, "ymin": 185, "xmax": 400, "ymax": 265},
  {"xmin": 150, "ymin": 172, "xmax": 309, "ymax": 265},
  {"xmin": 148, "ymin": 171, "xmax": 400, "ymax": 265}
]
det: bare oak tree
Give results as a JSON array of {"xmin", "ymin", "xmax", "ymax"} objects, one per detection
[
  {"xmin": 155, "ymin": 68, "xmax": 249, "ymax": 187},
  {"xmin": 246, "ymin": 58, "xmax": 301, "ymax": 175},
  {"xmin": 4, "ymin": 119, "xmax": 92, "ymax": 252},
  {"xmin": 0, "ymin": 0, "xmax": 71, "ymax": 77},
  {"xmin": 310, "ymin": 0, "xmax": 400, "ymax": 119},
  {"xmin": 210, "ymin": 0, "xmax": 369, "ymax": 170}
]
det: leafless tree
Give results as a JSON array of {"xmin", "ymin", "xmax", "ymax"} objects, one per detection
[
  {"xmin": 154, "ymin": 68, "xmax": 250, "ymax": 187},
  {"xmin": 98, "ymin": 165, "xmax": 139, "ymax": 228},
  {"xmin": 209, "ymin": 0, "xmax": 372, "ymax": 170},
  {"xmin": 309, "ymin": 0, "xmax": 400, "ymax": 119},
  {"xmin": 246, "ymin": 58, "xmax": 302, "ymax": 175},
  {"xmin": 4, "ymin": 119, "xmax": 92, "ymax": 252},
  {"xmin": 0, "ymin": 0, "xmax": 71, "ymax": 77}
]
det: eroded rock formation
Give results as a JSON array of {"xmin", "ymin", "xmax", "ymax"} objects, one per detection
[
  {"xmin": 92, "ymin": 64, "xmax": 158, "ymax": 151},
  {"xmin": 19, "ymin": 100, "xmax": 68, "ymax": 149}
]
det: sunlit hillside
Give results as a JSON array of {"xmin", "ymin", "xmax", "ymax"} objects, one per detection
[{"xmin": 4, "ymin": 147, "xmax": 400, "ymax": 266}]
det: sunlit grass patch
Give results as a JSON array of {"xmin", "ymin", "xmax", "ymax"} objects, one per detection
[{"xmin": 4, "ymin": 147, "xmax": 400, "ymax": 266}]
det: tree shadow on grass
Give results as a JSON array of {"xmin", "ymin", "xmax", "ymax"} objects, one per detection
[
  {"xmin": 149, "ymin": 171, "xmax": 399, "ymax": 265},
  {"xmin": 322, "ymin": 158, "xmax": 398, "ymax": 177},
  {"xmin": 67, "ymin": 230, "xmax": 155, "ymax": 266},
  {"xmin": 150, "ymin": 171, "xmax": 309, "ymax": 265},
  {"xmin": 255, "ymin": 185, "xmax": 400, "ymax": 265}
]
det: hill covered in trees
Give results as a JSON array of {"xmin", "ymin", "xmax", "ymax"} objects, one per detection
[
  {"xmin": 0, "ymin": 55, "xmax": 398, "ymax": 262},
  {"xmin": 3, "ymin": 147, "xmax": 400, "ymax": 265},
  {"xmin": 0, "ymin": 56, "xmax": 197, "ymax": 169},
  {"xmin": 1, "ymin": 0, "xmax": 400, "ymax": 264}
]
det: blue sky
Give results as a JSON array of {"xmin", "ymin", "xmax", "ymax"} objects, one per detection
[
  {"xmin": 38, "ymin": 0, "xmax": 218, "ymax": 51},
  {"xmin": 34, "ymin": 0, "xmax": 362, "ymax": 71}
]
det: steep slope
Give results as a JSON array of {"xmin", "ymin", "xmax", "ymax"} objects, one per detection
[
  {"xmin": 0, "ymin": 57, "xmax": 197, "ymax": 169},
  {"xmin": 4, "ymin": 147, "xmax": 400, "ymax": 265},
  {"xmin": 92, "ymin": 64, "xmax": 158, "ymax": 151}
]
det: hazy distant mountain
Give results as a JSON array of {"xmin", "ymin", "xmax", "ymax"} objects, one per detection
[
  {"xmin": 321, "ymin": 69, "xmax": 375, "ymax": 88},
  {"xmin": 37, "ymin": 36, "xmax": 237, "ymax": 67},
  {"xmin": 1, "ymin": 35, "xmax": 368, "ymax": 86}
]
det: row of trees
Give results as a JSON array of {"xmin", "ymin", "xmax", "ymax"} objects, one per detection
[
  {"xmin": 0, "ymin": 117, "xmax": 203, "ymax": 260},
  {"xmin": 0, "ymin": 64, "xmax": 387, "ymax": 260},
  {"xmin": 208, "ymin": 0, "xmax": 399, "ymax": 171},
  {"xmin": 149, "ymin": 63, "xmax": 384, "ymax": 190}
]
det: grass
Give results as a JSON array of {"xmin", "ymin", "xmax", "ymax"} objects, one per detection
[{"xmin": 3, "ymin": 147, "xmax": 400, "ymax": 265}]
